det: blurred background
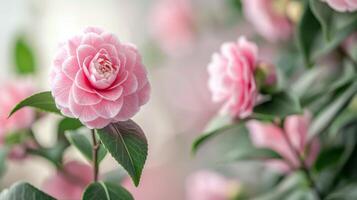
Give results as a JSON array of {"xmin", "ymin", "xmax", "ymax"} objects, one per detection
[{"xmin": 1, "ymin": 0, "xmax": 351, "ymax": 199}]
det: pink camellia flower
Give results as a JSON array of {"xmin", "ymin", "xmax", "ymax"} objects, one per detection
[
  {"xmin": 321, "ymin": 0, "xmax": 357, "ymax": 12},
  {"xmin": 51, "ymin": 27, "xmax": 150, "ymax": 129},
  {"xmin": 150, "ymin": 0, "xmax": 194, "ymax": 53},
  {"xmin": 246, "ymin": 113, "xmax": 320, "ymax": 172},
  {"xmin": 208, "ymin": 37, "xmax": 258, "ymax": 119},
  {"xmin": 242, "ymin": 0, "xmax": 292, "ymax": 42},
  {"xmin": 0, "ymin": 81, "xmax": 35, "ymax": 136},
  {"xmin": 186, "ymin": 170, "xmax": 241, "ymax": 200},
  {"xmin": 42, "ymin": 161, "xmax": 92, "ymax": 200}
]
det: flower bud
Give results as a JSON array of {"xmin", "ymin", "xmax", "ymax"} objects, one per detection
[{"xmin": 255, "ymin": 62, "xmax": 278, "ymax": 94}]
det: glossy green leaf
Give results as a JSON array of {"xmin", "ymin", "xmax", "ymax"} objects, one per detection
[
  {"xmin": 314, "ymin": 147, "xmax": 344, "ymax": 172},
  {"xmin": 82, "ymin": 181, "xmax": 133, "ymax": 200},
  {"xmin": 253, "ymin": 92, "xmax": 302, "ymax": 119},
  {"xmin": 309, "ymin": 81, "xmax": 357, "ymax": 139},
  {"xmin": 97, "ymin": 120, "xmax": 147, "ymax": 186},
  {"xmin": 297, "ymin": 1, "xmax": 321, "ymax": 68},
  {"xmin": 65, "ymin": 131, "xmax": 107, "ymax": 163},
  {"xmin": 13, "ymin": 37, "xmax": 36, "ymax": 75},
  {"xmin": 309, "ymin": 0, "xmax": 333, "ymax": 41},
  {"xmin": 0, "ymin": 182, "xmax": 55, "ymax": 200},
  {"xmin": 9, "ymin": 91, "xmax": 60, "ymax": 117}
]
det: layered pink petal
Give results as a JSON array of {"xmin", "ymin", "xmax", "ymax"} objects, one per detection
[
  {"xmin": 85, "ymin": 117, "xmax": 110, "ymax": 129},
  {"xmin": 72, "ymin": 85, "xmax": 101, "ymax": 105},
  {"xmin": 92, "ymin": 97, "xmax": 124, "ymax": 119},
  {"xmin": 62, "ymin": 56, "xmax": 80, "ymax": 80},
  {"xmin": 114, "ymin": 94, "xmax": 139, "ymax": 121}
]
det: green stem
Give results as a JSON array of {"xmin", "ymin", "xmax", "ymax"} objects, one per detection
[{"xmin": 91, "ymin": 129, "xmax": 99, "ymax": 182}]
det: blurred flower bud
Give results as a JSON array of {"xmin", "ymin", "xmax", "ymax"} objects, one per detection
[
  {"xmin": 255, "ymin": 62, "xmax": 278, "ymax": 94},
  {"xmin": 286, "ymin": 0, "xmax": 303, "ymax": 24}
]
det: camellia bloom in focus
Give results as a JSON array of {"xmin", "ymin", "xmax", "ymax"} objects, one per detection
[
  {"xmin": 150, "ymin": 0, "xmax": 194, "ymax": 53},
  {"xmin": 246, "ymin": 113, "xmax": 320, "ymax": 172},
  {"xmin": 50, "ymin": 27, "xmax": 150, "ymax": 129},
  {"xmin": 42, "ymin": 161, "xmax": 92, "ymax": 200},
  {"xmin": 321, "ymin": 0, "xmax": 357, "ymax": 12},
  {"xmin": 186, "ymin": 170, "xmax": 241, "ymax": 200},
  {"xmin": 242, "ymin": 0, "xmax": 293, "ymax": 42},
  {"xmin": 208, "ymin": 37, "xmax": 258, "ymax": 119}
]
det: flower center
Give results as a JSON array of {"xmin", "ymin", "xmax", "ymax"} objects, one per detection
[
  {"xmin": 93, "ymin": 56, "xmax": 114, "ymax": 79},
  {"xmin": 87, "ymin": 51, "xmax": 118, "ymax": 89}
]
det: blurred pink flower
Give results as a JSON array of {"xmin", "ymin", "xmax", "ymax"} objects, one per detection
[
  {"xmin": 247, "ymin": 113, "xmax": 320, "ymax": 172},
  {"xmin": 150, "ymin": 0, "xmax": 194, "ymax": 53},
  {"xmin": 321, "ymin": 0, "xmax": 357, "ymax": 12},
  {"xmin": 208, "ymin": 37, "xmax": 258, "ymax": 119},
  {"xmin": 122, "ymin": 166, "xmax": 184, "ymax": 200},
  {"xmin": 43, "ymin": 161, "xmax": 92, "ymax": 200},
  {"xmin": 50, "ymin": 27, "xmax": 150, "ymax": 129},
  {"xmin": 186, "ymin": 170, "xmax": 241, "ymax": 200},
  {"xmin": 0, "ymin": 81, "xmax": 35, "ymax": 138},
  {"xmin": 242, "ymin": 0, "xmax": 292, "ymax": 42}
]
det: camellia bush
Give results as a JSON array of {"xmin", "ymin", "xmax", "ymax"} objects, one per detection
[
  {"xmin": 190, "ymin": 0, "xmax": 357, "ymax": 199},
  {"xmin": 0, "ymin": 0, "xmax": 356, "ymax": 200}
]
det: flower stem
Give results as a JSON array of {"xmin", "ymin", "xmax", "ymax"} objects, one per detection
[{"xmin": 91, "ymin": 129, "xmax": 99, "ymax": 182}]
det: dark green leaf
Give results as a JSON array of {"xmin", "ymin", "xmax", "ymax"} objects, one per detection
[
  {"xmin": 309, "ymin": 0, "xmax": 333, "ymax": 41},
  {"xmin": 13, "ymin": 37, "xmax": 36, "ymax": 75},
  {"xmin": 65, "ymin": 131, "xmax": 107, "ymax": 163},
  {"xmin": 82, "ymin": 181, "xmax": 133, "ymax": 200},
  {"xmin": 97, "ymin": 120, "xmax": 147, "ymax": 186},
  {"xmin": 309, "ymin": 81, "xmax": 357, "ymax": 139},
  {"xmin": 253, "ymin": 92, "xmax": 302, "ymax": 119},
  {"xmin": 297, "ymin": 1, "xmax": 321, "ymax": 68},
  {"xmin": 9, "ymin": 91, "xmax": 61, "ymax": 117},
  {"xmin": 0, "ymin": 182, "xmax": 55, "ymax": 200},
  {"xmin": 314, "ymin": 147, "xmax": 344, "ymax": 171}
]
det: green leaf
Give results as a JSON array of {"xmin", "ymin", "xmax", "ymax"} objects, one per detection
[
  {"xmin": 326, "ymin": 183, "xmax": 357, "ymax": 200},
  {"xmin": 0, "ymin": 182, "xmax": 55, "ymax": 200},
  {"xmin": 309, "ymin": 81, "xmax": 357, "ymax": 139},
  {"xmin": 253, "ymin": 92, "xmax": 302, "ymax": 119},
  {"xmin": 13, "ymin": 37, "xmax": 36, "ymax": 75},
  {"xmin": 297, "ymin": 1, "xmax": 321, "ymax": 68},
  {"xmin": 97, "ymin": 120, "xmax": 148, "ymax": 186},
  {"xmin": 9, "ymin": 91, "xmax": 61, "ymax": 117},
  {"xmin": 65, "ymin": 131, "xmax": 107, "ymax": 163},
  {"xmin": 313, "ymin": 16, "xmax": 357, "ymax": 59},
  {"xmin": 225, "ymin": 148, "xmax": 282, "ymax": 161},
  {"xmin": 309, "ymin": 0, "xmax": 333, "ymax": 41},
  {"xmin": 57, "ymin": 118, "xmax": 83, "ymax": 135},
  {"xmin": 192, "ymin": 123, "xmax": 240, "ymax": 155},
  {"xmin": 314, "ymin": 147, "xmax": 344, "ymax": 172},
  {"xmin": 82, "ymin": 181, "xmax": 133, "ymax": 200},
  {"xmin": 0, "ymin": 148, "xmax": 7, "ymax": 177}
]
